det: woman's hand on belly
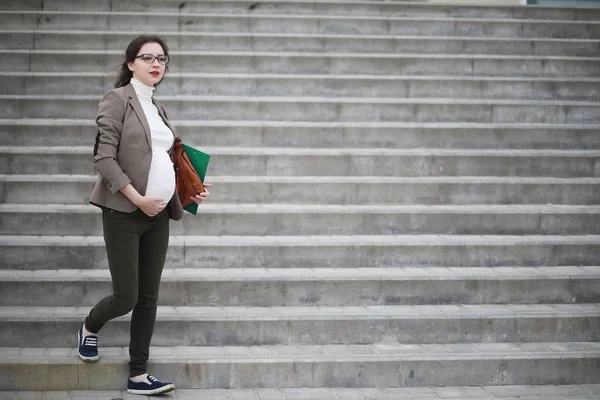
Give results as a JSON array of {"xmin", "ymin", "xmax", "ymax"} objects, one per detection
[{"xmin": 135, "ymin": 195, "xmax": 167, "ymax": 217}]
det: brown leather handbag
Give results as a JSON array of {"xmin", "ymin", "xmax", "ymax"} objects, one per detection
[{"xmin": 170, "ymin": 137, "xmax": 205, "ymax": 207}]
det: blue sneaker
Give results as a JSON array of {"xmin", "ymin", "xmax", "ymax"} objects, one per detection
[
  {"xmin": 77, "ymin": 326, "xmax": 99, "ymax": 363},
  {"xmin": 127, "ymin": 375, "xmax": 175, "ymax": 395}
]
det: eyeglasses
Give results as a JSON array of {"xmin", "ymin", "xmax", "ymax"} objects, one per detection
[{"xmin": 135, "ymin": 54, "xmax": 169, "ymax": 65}]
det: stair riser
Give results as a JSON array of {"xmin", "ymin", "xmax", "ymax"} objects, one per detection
[
  {"xmin": 3, "ymin": 243, "xmax": 600, "ymax": 270},
  {"xmin": 4, "ymin": 75, "xmax": 600, "ymax": 102},
  {"xmin": 5, "ymin": 53, "xmax": 598, "ymax": 76},
  {"xmin": 2, "ymin": 153, "xmax": 598, "ymax": 177},
  {"xmin": 2, "ymin": 279, "xmax": 599, "ymax": 307},
  {"xmin": 1, "ymin": 13, "xmax": 597, "ymax": 39},
  {"xmin": 4, "ymin": 98, "xmax": 600, "ymax": 124},
  {"xmin": 5, "ymin": 32, "xmax": 600, "ymax": 57},
  {"xmin": 2, "ymin": 211, "xmax": 600, "ymax": 236},
  {"xmin": 3, "ymin": 317, "xmax": 600, "ymax": 348},
  {"xmin": 3, "ymin": 0, "xmax": 599, "ymax": 20},
  {"xmin": 2, "ymin": 357, "xmax": 600, "ymax": 390},
  {"xmin": 3, "ymin": 181, "xmax": 599, "ymax": 205},
  {"xmin": 3, "ymin": 125, "xmax": 600, "ymax": 149}
]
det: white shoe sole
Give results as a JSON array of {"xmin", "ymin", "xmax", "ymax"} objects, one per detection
[
  {"xmin": 127, "ymin": 383, "xmax": 175, "ymax": 395},
  {"xmin": 77, "ymin": 328, "xmax": 99, "ymax": 363},
  {"xmin": 78, "ymin": 353, "xmax": 99, "ymax": 362}
]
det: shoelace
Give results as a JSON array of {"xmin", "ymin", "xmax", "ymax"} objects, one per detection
[
  {"xmin": 147, "ymin": 375, "xmax": 159, "ymax": 383},
  {"xmin": 83, "ymin": 336, "xmax": 98, "ymax": 347}
]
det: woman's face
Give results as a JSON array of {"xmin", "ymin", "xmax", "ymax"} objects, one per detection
[{"xmin": 127, "ymin": 42, "xmax": 167, "ymax": 87}]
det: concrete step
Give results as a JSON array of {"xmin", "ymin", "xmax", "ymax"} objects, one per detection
[
  {"xmin": 5, "ymin": 30, "xmax": 600, "ymax": 57},
  {"xmin": 3, "ymin": 95, "xmax": 600, "ymax": 123},
  {"xmin": 4, "ymin": 73, "xmax": 600, "ymax": 101},
  {"xmin": 4, "ymin": 50, "xmax": 599, "ymax": 76},
  {"xmin": 2, "ymin": 304, "xmax": 600, "ymax": 347},
  {"xmin": 3, "ymin": 119, "xmax": 600, "ymax": 149},
  {"xmin": 2, "ymin": 234, "xmax": 600, "ymax": 270},
  {"xmin": 2, "ymin": 0, "xmax": 599, "ymax": 20},
  {"xmin": 2, "ymin": 204, "xmax": 600, "ymax": 236},
  {"xmin": 2, "ymin": 266, "xmax": 599, "ymax": 307},
  {"xmin": 2, "ymin": 342, "xmax": 600, "ymax": 390},
  {"xmin": 1, "ymin": 11, "xmax": 598, "ymax": 38},
  {"xmin": 4, "ymin": 385, "xmax": 600, "ymax": 400},
  {"xmin": 3, "ymin": 175, "xmax": 600, "ymax": 205},
  {"xmin": 3, "ymin": 146, "xmax": 600, "ymax": 177}
]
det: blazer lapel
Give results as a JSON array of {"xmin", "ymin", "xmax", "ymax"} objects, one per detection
[
  {"xmin": 124, "ymin": 83, "xmax": 152, "ymax": 148},
  {"xmin": 153, "ymin": 98, "xmax": 177, "ymax": 154},
  {"xmin": 154, "ymin": 98, "xmax": 176, "ymax": 136}
]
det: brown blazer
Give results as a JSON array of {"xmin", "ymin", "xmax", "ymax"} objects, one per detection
[{"xmin": 89, "ymin": 82, "xmax": 184, "ymax": 221}]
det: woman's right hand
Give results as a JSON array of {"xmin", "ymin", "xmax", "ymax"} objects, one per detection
[{"xmin": 135, "ymin": 196, "xmax": 167, "ymax": 217}]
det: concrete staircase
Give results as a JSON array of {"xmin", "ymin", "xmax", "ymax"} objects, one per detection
[{"xmin": 1, "ymin": 0, "xmax": 600, "ymax": 397}]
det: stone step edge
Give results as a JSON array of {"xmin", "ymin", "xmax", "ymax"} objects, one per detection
[
  {"xmin": 7, "ymin": 72, "xmax": 600, "ymax": 82},
  {"xmin": 1, "ymin": 235, "xmax": 599, "ymax": 246},
  {"xmin": 2, "ymin": 266, "xmax": 599, "ymax": 281},
  {"xmin": 4, "ymin": 49, "xmax": 599, "ymax": 60},
  {"xmin": 4, "ymin": 95, "xmax": 600, "ymax": 106},
  {"xmin": 3, "ymin": 304, "xmax": 600, "ymax": 322},
  {"xmin": 4, "ymin": 175, "xmax": 600, "ymax": 184},
  {"xmin": 3, "ymin": 9, "xmax": 599, "ymax": 24},
  {"xmin": 6, "ymin": 29, "xmax": 600, "ymax": 43},
  {"xmin": 3, "ymin": 342, "xmax": 600, "ymax": 364},
  {"xmin": 4, "ymin": 203, "xmax": 600, "ymax": 214},
  {"xmin": 4, "ymin": 386, "xmax": 600, "ymax": 400},
  {"xmin": 8, "ymin": 0, "xmax": 600, "ymax": 12},
  {"xmin": 4, "ymin": 146, "xmax": 600, "ymax": 156},
  {"xmin": 4, "ymin": 119, "xmax": 600, "ymax": 129}
]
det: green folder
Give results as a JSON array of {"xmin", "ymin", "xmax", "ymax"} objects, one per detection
[{"xmin": 181, "ymin": 143, "xmax": 210, "ymax": 215}]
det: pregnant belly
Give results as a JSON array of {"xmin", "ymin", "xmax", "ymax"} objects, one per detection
[{"xmin": 145, "ymin": 151, "xmax": 176, "ymax": 202}]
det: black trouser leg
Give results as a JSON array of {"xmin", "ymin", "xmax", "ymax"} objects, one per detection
[
  {"xmin": 128, "ymin": 211, "xmax": 170, "ymax": 377},
  {"xmin": 84, "ymin": 208, "xmax": 170, "ymax": 377}
]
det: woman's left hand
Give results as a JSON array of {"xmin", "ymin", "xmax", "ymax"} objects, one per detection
[{"xmin": 191, "ymin": 183, "xmax": 211, "ymax": 204}]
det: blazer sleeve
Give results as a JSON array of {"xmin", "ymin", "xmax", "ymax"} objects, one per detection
[{"xmin": 93, "ymin": 89, "xmax": 132, "ymax": 194}]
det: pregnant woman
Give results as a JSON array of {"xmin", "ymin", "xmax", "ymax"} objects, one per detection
[{"xmin": 79, "ymin": 34, "xmax": 210, "ymax": 396}]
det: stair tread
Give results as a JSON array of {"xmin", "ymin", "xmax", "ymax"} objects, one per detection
[
  {"xmin": 4, "ymin": 71, "xmax": 600, "ymax": 82},
  {"xmin": 4, "ymin": 146, "xmax": 600, "ymax": 156},
  {"xmin": 4, "ymin": 174, "xmax": 600, "ymax": 184},
  {"xmin": 2, "ymin": 266, "xmax": 599, "ymax": 281},
  {"xmin": 5, "ymin": 0, "xmax": 599, "ymax": 11},
  {"xmin": 3, "ymin": 48, "xmax": 599, "ymax": 60},
  {"xmin": 3, "ymin": 342, "xmax": 600, "ymax": 363},
  {"xmin": 2, "ymin": 9, "xmax": 599, "ymax": 23},
  {"xmin": 1, "ymin": 234, "xmax": 599, "ymax": 246},
  {"xmin": 6, "ymin": 29, "xmax": 600, "ymax": 42},
  {"xmin": 3, "ymin": 386, "xmax": 600, "ymax": 400},
  {"xmin": 4, "ymin": 119, "xmax": 600, "ymax": 128},
  {"xmin": 3, "ymin": 94, "xmax": 600, "ymax": 105},
  {"xmin": 3, "ymin": 203, "xmax": 600, "ymax": 214},
  {"xmin": 2, "ymin": 304, "xmax": 600, "ymax": 321}
]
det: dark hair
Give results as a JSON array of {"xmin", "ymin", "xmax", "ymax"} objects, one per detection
[{"xmin": 114, "ymin": 34, "xmax": 170, "ymax": 88}]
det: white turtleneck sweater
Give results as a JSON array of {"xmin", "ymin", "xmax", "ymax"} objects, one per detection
[{"xmin": 130, "ymin": 78, "xmax": 175, "ymax": 203}]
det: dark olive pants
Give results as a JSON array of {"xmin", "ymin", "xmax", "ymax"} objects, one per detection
[{"xmin": 85, "ymin": 207, "xmax": 170, "ymax": 377}]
